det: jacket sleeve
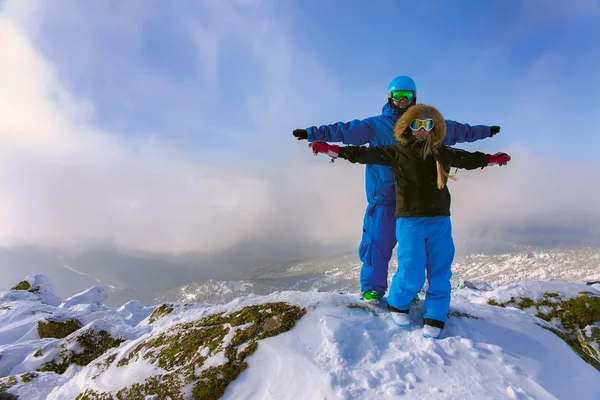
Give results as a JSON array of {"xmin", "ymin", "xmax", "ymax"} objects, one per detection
[
  {"xmin": 338, "ymin": 144, "xmax": 399, "ymax": 166},
  {"xmin": 442, "ymin": 120, "xmax": 491, "ymax": 146},
  {"xmin": 444, "ymin": 147, "xmax": 489, "ymax": 170},
  {"xmin": 306, "ymin": 118, "xmax": 376, "ymax": 145}
]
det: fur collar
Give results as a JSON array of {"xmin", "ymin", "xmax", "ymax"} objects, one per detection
[{"xmin": 393, "ymin": 104, "xmax": 446, "ymax": 146}]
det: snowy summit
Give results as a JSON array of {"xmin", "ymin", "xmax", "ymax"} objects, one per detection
[{"xmin": 1, "ymin": 275, "xmax": 599, "ymax": 399}]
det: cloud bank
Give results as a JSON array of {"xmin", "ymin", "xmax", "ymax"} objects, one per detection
[{"xmin": 1, "ymin": 1, "xmax": 599, "ymax": 261}]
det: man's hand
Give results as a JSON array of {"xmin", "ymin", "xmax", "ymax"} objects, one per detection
[
  {"xmin": 293, "ymin": 129, "xmax": 308, "ymax": 140},
  {"xmin": 487, "ymin": 152, "xmax": 511, "ymax": 166},
  {"xmin": 490, "ymin": 126, "xmax": 501, "ymax": 137}
]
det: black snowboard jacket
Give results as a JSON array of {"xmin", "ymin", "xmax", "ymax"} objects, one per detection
[{"xmin": 338, "ymin": 141, "xmax": 489, "ymax": 218}]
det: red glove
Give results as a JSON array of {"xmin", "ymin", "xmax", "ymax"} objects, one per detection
[
  {"xmin": 310, "ymin": 142, "xmax": 340, "ymax": 159},
  {"xmin": 487, "ymin": 152, "xmax": 511, "ymax": 166}
]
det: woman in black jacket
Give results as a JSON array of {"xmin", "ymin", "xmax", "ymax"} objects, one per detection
[{"xmin": 310, "ymin": 104, "xmax": 510, "ymax": 339}]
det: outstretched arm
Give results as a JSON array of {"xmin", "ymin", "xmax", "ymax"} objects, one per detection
[
  {"xmin": 310, "ymin": 142, "xmax": 399, "ymax": 166},
  {"xmin": 339, "ymin": 144, "xmax": 399, "ymax": 166},
  {"xmin": 445, "ymin": 147, "xmax": 510, "ymax": 170},
  {"xmin": 443, "ymin": 120, "xmax": 495, "ymax": 146},
  {"xmin": 306, "ymin": 119, "xmax": 376, "ymax": 145}
]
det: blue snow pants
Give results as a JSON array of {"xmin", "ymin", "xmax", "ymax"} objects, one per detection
[
  {"xmin": 359, "ymin": 203, "xmax": 397, "ymax": 295},
  {"xmin": 387, "ymin": 216, "xmax": 455, "ymax": 323}
]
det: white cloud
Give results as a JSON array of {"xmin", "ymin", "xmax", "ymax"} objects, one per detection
[
  {"xmin": 1, "ymin": 1, "xmax": 598, "ymax": 261},
  {"xmin": 0, "ymin": 9, "xmax": 366, "ymax": 254},
  {"xmin": 450, "ymin": 144, "xmax": 600, "ymax": 250}
]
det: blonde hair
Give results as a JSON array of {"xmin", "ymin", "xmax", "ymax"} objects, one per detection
[{"xmin": 421, "ymin": 134, "xmax": 456, "ymax": 189}]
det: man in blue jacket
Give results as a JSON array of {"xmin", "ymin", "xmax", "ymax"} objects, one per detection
[{"xmin": 293, "ymin": 76, "xmax": 500, "ymax": 304}]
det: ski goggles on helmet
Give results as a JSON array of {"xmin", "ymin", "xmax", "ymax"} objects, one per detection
[
  {"xmin": 388, "ymin": 90, "xmax": 415, "ymax": 102},
  {"xmin": 410, "ymin": 118, "xmax": 434, "ymax": 131}
]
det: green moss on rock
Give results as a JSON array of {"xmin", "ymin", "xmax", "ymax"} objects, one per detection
[
  {"xmin": 489, "ymin": 292, "xmax": 600, "ymax": 370},
  {"xmin": 0, "ymin": 375, "xmax": 18, "ymax": 400},
  {"xmin": 77, "ymin": 374, "xmax": 185, "ymax": 400},
  {"xmin": 193, "ymin": 362, "xmax": 249, "ymax": 399},
  {"xmin": 148, "ymin": 303, "xmax": 175, "ymax": 324},
  {"xmin": 537, "ymin": 296, "xmax": 600, "ymax": 331},
  {"xmin": 347, "ymin": 304, "xmax": 369, "ymax": 311},
  {"xmin": 541, "ymin": 325, "xmax": 600, "ymax": 372},
  {"xmin": 577, "ymin": 326, "xmax": 600, "ymax": 361},
  {"xmin": 83, "ymin": 302, "xmax": 306, "ymax": 400},
  {"xmin": 37, "ymin": 319, "xmax": 83, "ymax": 339},
  {"xmin": 38, "ymin": 330, "xmax": 125, "ymax": 375},
  {"xmin": 10, "ymin": 281, "xmax": 30, "ymax": 291},
  {"xmin": 487, "ymin": 299, "xmax": 505, "ymax": 308},
  {"xmin": 19, "ymin": 372, "xmax": 38, "ymax": 384},
  {"xmin": 449, "ymin": 311, "xmax": 480, "ymax": 320}
]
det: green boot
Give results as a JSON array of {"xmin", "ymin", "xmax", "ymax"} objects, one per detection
[{"xmin": 362, "ymin": 290, "xmax": 381, "ymax": 304}]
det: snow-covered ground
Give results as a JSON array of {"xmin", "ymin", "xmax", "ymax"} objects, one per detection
[{"xmin": 1, "ymin": 273, "xmax": 599, "ymax": 399}]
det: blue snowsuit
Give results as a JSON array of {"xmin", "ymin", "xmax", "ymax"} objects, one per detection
[{"xmin": 306, "ymin": 103, "xmax": 492, "ymax": 296}]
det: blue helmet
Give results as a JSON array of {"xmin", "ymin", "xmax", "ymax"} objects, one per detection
[
  {"xmin": 387, "ymin": 76, "xmax": 416, "ymax": 112},
  {"xmin": 387, "ymin": 76, "xmax": 416, "ymax": 93}
]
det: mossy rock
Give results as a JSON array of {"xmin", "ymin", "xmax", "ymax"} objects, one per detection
[
  {"xmin": 516, "ymin": 297, "xmax": 536, "ymax": 309},
  {"xmin": 0, "ymin": 373, "xmax": 41, "ymax": 400},
  {"xmin": 541, "ymin": 325, "xmax": 600, "ymax": 372},
  {"xmin": 10, "ymin": 281, "xmax": 30, "ymax": 291},
  {"xmin": 37, "ymin": 319, "xmax": 83, "ymax": 339},
  {"xmin": 38, "ymin": 329, "xmax": 125, "ymax": 375},
  {"xmin": 0, "ymin": 390, "xmax": 19, "ymax": 400},
  {"xmin": 347, "ymin": 303, "xmax": 369, "ymax": 311},
  {"xmin": 77, "ymin": 375, "xmax": 183, "ymax": 400},
  {"xmin": 449, "ymin": 311, "xmax": 480, "ymax": 320},
  {"xmin": 18, "ymin": 372, "xmax": 38, "ymax": 384},
  {"xmin": 0, "ymin": 375, "xmax": 18, "ymax": 400},
  {"xmin": 577, "ymin": 326, "xmax": 600, "ymax": 361},
  {"xmin": 79, "ymin": 302, "xmax": 306, "ymax": 400},
  {"xmin": 148, "ymin": 303, "xmax": 175, "ymax": 324},
  {"xmin": 487, "ymin": 299, "xmax": 505, "ymax": 308},
  {"xmin": 489, "ymin": 292, "xmax": 600, "ymax": 369},
  {"xmin": 88, "ymin": 353, "xmax": 119, "ymax": 381},
  {"xmin": 490, "ymin": 293, "xmax": 600, "ymax": 332},
  {"xmin": 536, "ymin": 296, "xmax": 600, "ymax": 331}
]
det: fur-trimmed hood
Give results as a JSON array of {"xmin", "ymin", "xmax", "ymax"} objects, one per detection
[{"xmin": 393, "ymin": 104, "xmax": 446, "ymax": 145}]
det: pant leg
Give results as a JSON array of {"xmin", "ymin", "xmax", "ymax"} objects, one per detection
[
  {"xmin": 387, "ymin": 217, "xmax": 427, "ymax": 310},
  {"xmin": 423, "ymin": 216, "xmax": 455, "ymax": 323},
  {"xmin": 359, "ymin": 203, "xmax": 397, "ymax": 295}
]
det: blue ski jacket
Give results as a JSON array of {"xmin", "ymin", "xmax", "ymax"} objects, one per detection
[{"xmin": 306, "ymin": 103, "xmax": 492, "ymax": 205}]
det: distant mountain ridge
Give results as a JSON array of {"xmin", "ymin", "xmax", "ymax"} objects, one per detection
[{"xmin": 159, "ymin": 247, "xmax": 600, "ymax": 306}]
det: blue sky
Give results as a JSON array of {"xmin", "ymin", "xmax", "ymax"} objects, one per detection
[
  {"xmin": 22, "ymin": 0, "xmax": 600, "ymax": 160},
  {"xmin": 1, "ymin": 0, "xmax": 600, "ymax": 256}
]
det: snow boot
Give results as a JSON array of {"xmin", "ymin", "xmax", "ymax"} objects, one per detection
[
  {"xmin": 388, "ymin": 304, "xmax": 410, "ymax": 326},
  {"xmin": 361, "ymin": 290, "xmax": 381, "ymax": 304},
  {"xmin": 423, "ymin": 318, "xmax": 445, "ymax": 339}
]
